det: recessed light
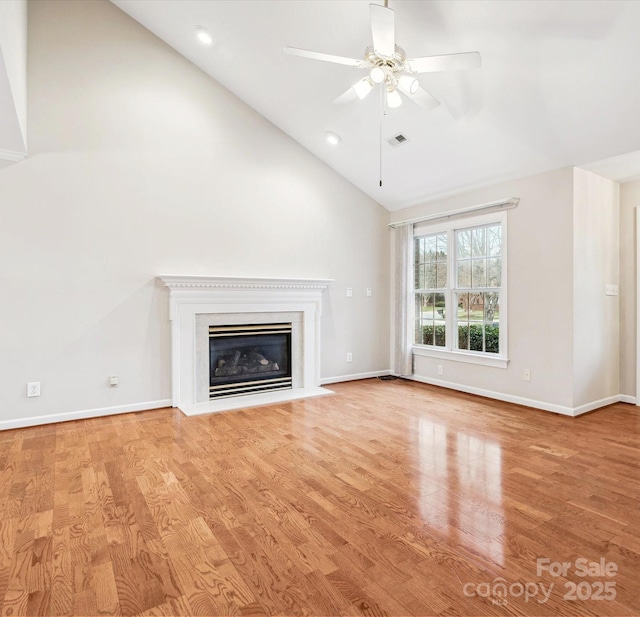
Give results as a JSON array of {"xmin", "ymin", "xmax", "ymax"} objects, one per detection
[
  {"xmin": 195, "ymin": 26, "xmax": 213, "ymax": 45},
  {"xmin": 325, "ymin": 131, "xmax": 341, "ymax": 145}
]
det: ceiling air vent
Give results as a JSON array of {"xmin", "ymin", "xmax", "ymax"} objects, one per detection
[{"xmin": 388, "ymin": 133, "xmax": 409, "ymax": 148}]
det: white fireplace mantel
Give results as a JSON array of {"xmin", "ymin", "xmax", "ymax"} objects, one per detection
[{"xmin": 158, "ymin": 275, "xmax": 334, "ymax": 415}]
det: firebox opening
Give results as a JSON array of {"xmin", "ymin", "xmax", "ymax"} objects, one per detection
[{"xmin": 209, "ymin": 323, "xmax": 292, "ymax": 399}]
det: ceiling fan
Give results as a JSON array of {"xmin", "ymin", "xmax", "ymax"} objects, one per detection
[{"xmin": 284, "ymin": 1, "xmax": 481, "ymax": 110}]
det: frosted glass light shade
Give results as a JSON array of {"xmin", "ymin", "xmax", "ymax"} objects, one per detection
[
  {"xmin": 386, "ymin": 87, "xmax": 402, "ymax": 108},
  {"xmin": 398, "ymin": 74, "xmax": 419, "ymax": 94},
  {"xmin": 353, "ymin": 78, "xmax": 374, "ymax": 100},
  {"xmin": 370, "ymin": 66, "xmax": 386, "ymax": 84}
]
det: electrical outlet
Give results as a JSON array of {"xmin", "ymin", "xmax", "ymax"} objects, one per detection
[
  {"xmin": 346, "ymin": 352, "xmax": 353, "ymax": 362},
  {"xmin": 109, "ymin": 376, "xmax": 119, "ymax": 387},
  {"xmin": 346, "ymin": 287, "xmax": 353, "ymax": 297},
  {"xmin": 27, "ymin": 382, "xmax": 41, "ymax": 397},
  {"xmin": 366, "ymin": 288, "xmax": 372, "ymax": 297},
  {"xmin": 523, "ymin": 369, "xmax": 531, "ymax": 382},
  {"xmin": 437, "ymin": 364, "xmax": 443, "ymax": 376}
]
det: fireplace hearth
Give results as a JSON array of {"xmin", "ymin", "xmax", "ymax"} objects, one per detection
[{"xmin": 209, "ymin": 323, "xmax": 292, "ymax": 398}]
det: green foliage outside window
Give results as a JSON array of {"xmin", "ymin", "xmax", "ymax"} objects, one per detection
[{"xmin": 421, "ymin": 323, "xmax": 499, "ymax": 353}]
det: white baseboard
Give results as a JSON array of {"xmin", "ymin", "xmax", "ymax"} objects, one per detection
[
  {"xmin": 2, "ymin": 383, "xmax": 634, "ymax": 432},
  {"xmin": 572, "ymin": 395, "xmax": 624, "ymax": 416},
  {"xmin": 321, "ymin": 370, "xmax": 391, "ymax": 385},
  {"xmin": 407, "ymin": 375, "xmax": 632, "ymax": 417},
  {"xmin": 0, "ymin": 399, "xmax": 172, "ymax": 431}
]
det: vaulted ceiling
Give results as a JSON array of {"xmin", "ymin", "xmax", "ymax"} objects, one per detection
[{"xmin": 111, "ymin": 0, "xmax": 640, "ymax": 211}]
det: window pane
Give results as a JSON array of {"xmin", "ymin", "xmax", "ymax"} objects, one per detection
[
  {"xmin": 484, "ymin": 292, "xmax": 499, "ymax": 323},
  {"xmin": 487, "ymin": 225, "xmax": 501, "ymax": 257},
  {"xmin": 415, "ymin": 292, "xmax": 447, "ymax": 347},
  {"xmin": 434, "ymin": 293, "xmax": 446, "ymax": 320},
  {"xmin": 457, "ymin": 229, "xmax": 471, "ymax": 259},
  {"xmin": 425, "ymin": 263, "xmax": 437, "ymax": 288},
  {"xmin": 457, "ymin": 260, "xmax": 471, "ymax": 287},
  {"xmin": 458, "ymin": 325, "xmax": 469, "ymax": 350},
  {"xmin": 434, "ymin": 292, "xmax": 446, "ymax": 347},
  {"xmin": 425, "ymin": 236, "xmax": 436, "ymax": 261},
  {"xmin": 415, "ymin": 296, "xmax": 430, "ymax": 345},
  {"xmin": 436, "ymin": 262, "xmax": 447, "ymax": 288},
  {"xmin": 486, "ymin": 324, "xmax": 499, "ymax": 353},
  {"xmin": 423, "ymin": 322, "xmax": 435, "ymax": 345},
  {"xmin": 469, "ymin": 324, "xmax": 484, "ymax": 352},
  {"xmin": 472, "ymin": 227, "xmax": 486, "ymax": 257},
  {"xmin": 471, "ymin": 260, "xmax": 486, "ymax": 288},
  {"xmin": 415, "ymin": 232, "xmax": 451, "ymax": 291},
  {"xmin": 457, "ymin": 292, "xmax": 470, "ymax": 321},
  {"xmin": 436, "ymin": 233, "xmax": 448, "ymax": 261},
  {"xmin": 469, "ymin": 293, "xmax": 484, "ymax": 323},
  {"xmin": 487, "ymin": 257, "xmax": 501, "ymax": 287}
]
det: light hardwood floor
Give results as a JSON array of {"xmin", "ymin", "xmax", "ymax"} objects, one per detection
[{"xmin": 0, "ymin": 378, "xmax": 639, "ymax": 616}]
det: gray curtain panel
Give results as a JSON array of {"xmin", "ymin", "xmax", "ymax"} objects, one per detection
[{"xmin": 394, "ymin": 223, "xmax": 414, "ymax": 376}]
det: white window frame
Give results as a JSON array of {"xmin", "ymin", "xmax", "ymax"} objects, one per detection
[{"xmin": 412, "ymin": 211, "xmax": 509, "ymax": 369}]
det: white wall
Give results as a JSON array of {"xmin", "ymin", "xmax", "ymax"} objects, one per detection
[
  {"xmin": 0, "ymin": 0, "xmax": 390, "ymax": 427},
  {"xmin": 572, "ymin": 168, "xmax": 619, "ymax": 408},
  {"xmin": 619, "ymin": 179, "xmax": 640, "ymax": 398},
  {"xmin": 0, "ymin": 0, "xmax": 28, "ymax": 155},
  {"xmin": 391, "ymin": 167, "xmax": 576, "ymax": 412}
]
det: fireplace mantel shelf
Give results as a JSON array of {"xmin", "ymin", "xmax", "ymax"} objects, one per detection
[{"xmin": 158, "ymin": 275, "xmax": 333, "ymax": 291}]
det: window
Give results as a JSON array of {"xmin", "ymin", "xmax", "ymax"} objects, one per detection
[
  {"xmin": 414, "ymin": 232, "xmax": 447, "ymax": 347},
  {"xmin": 413, "ymin": 214, "xmax": 507, "ymax": 365}
]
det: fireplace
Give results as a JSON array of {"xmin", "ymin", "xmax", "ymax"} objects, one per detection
[
  {"xmin": 158, "ymin": 275, "xmax": 333, "ymax": 415},
  {"xmin": 209, "ymin": 323, "xmax": 292, "ymax": 398}
]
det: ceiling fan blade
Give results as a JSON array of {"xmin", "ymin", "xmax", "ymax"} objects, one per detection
[
  {"xmin": 333, "ymin": 86, "xmax": 358, "ymax": 105},
  {"xmin": 370, "ymin": 4, "xmax": 395, "ymax": 57},
  {"xmin": 284, "ymin": 46, "xmax": 364, "ymax": 68},
  {"xmin": 407, "ymin": 51, "xmax": 481, "ymax": 74},
  {"xmin": 405, "ymin": 85, "xmax": 441, "ymax": 111},
  {"xmin": 333, "ymin": 78, "xmax": 373, "ymax": 104}
]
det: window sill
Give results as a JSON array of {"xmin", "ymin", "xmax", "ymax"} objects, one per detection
[{"xmin": 412, "ymin": 345, "xmax": 509, "ymax": 369}]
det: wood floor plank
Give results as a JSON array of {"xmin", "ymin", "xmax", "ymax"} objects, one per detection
[{"xmin": 0, "ymin": 378, "xmax": 639, "ymax": 615}]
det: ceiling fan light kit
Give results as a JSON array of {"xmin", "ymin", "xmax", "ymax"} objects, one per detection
[
  {"xmin": 398, "ymin": 74, "xmax": 419, "ymax": 96},
  {"xmin": 370, "ymin": 66, "xmax": 386, "ymax": 84},
  {"xmin": 386, "ymin": 87, "xmax": 402, "ymax": 109},
  {"xmin": 353, "ymin": 78, "xmax": 374, "ymax": 100},
  {"xmin": 284, "ymin": 2, "xmax": 481, "ymax": 111}
]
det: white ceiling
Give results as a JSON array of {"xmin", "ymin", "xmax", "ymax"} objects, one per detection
[{"xmin": 111, "ymin": 0, "xmax": 640, "ymax": 211}]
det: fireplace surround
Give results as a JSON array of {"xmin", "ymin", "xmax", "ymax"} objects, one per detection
[{"xmin": 158, "ymin": 275, "xmax": 333, "ymax": 415}]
